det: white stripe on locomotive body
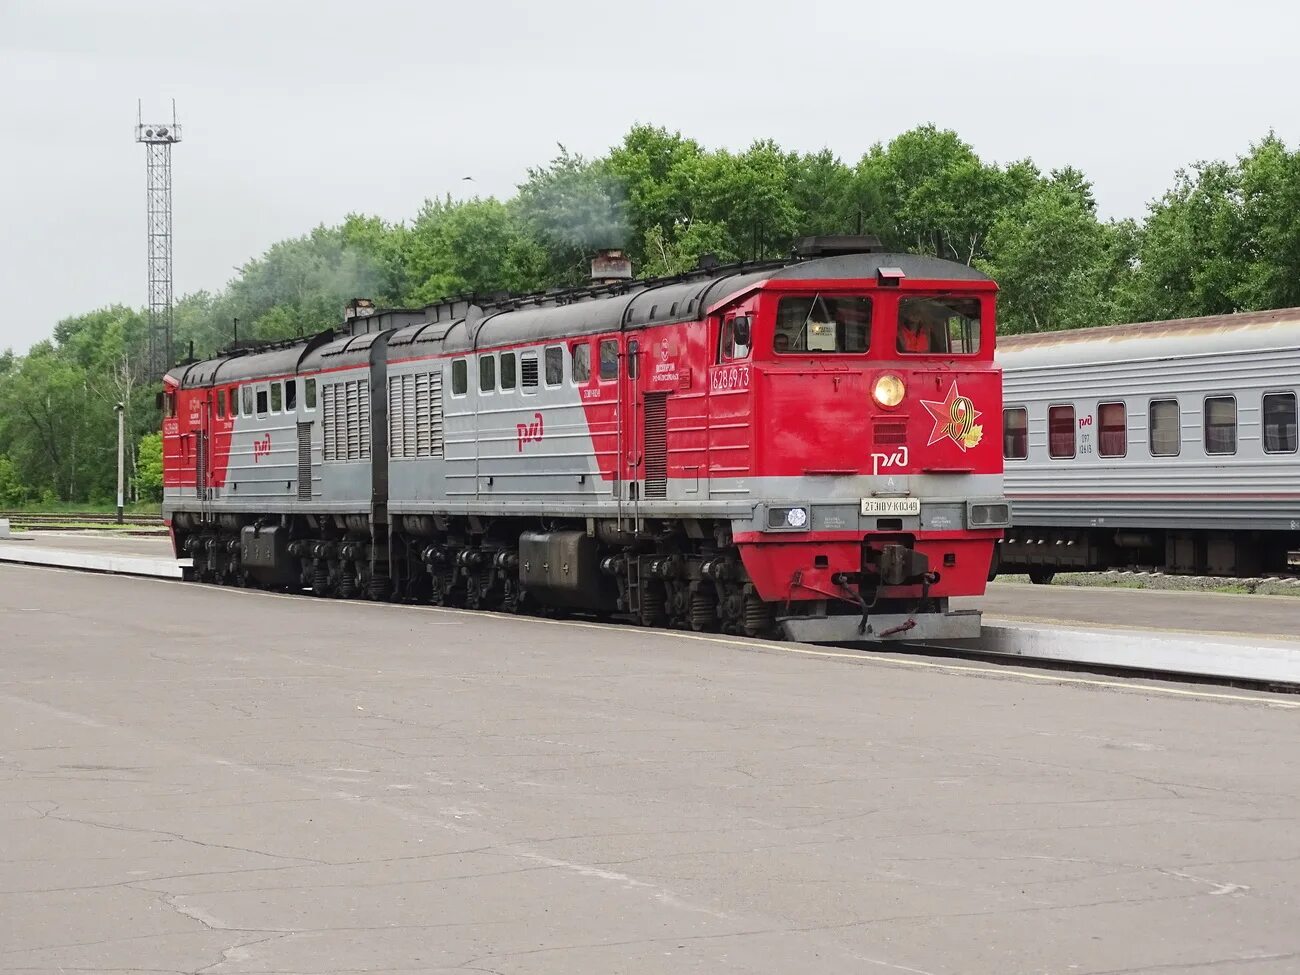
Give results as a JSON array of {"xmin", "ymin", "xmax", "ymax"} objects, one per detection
[{"xmin": 999, "ymin": 310, "xmax": 1300, "ymax": 532}]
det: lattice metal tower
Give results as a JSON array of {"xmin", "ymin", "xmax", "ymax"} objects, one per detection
[{"xmin": 135, "ymin": 101, "xmax": 182, "ymax": 379}]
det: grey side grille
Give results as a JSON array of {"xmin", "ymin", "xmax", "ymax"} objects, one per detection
[
  {"xmin": 322, "ymin": 378, "xmax": 370, "ymax": 462},
  {"xmin": 388, "ymin": 371, "xmax": 444, "ymax": 459},
  {"xmin": 643, "ymin": 392, "xmax": 668, "ymax": 499},
  {"xmin": 195, "ymin": 431, "xmax": 207, "ymax": 498},
  {"xmin": 297, "ymin": 423, "xmax": 312, "ymax": 499}
]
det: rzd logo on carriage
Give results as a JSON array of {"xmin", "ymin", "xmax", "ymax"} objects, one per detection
[
  {"xmin": 920, "ymin": 381, "xmax": 983, "ymax": 451},
  {"xmin": 252, "ymin": 434, "xmax": 272, "ymax": 463},
  {"xmin": 516, "ymin": 412, "xmax": 544, "ymax": 452}
]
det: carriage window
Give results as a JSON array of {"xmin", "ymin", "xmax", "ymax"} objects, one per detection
[
  {"xmin": 545, "ymin": 345, "xmax": 564, "ymax": 386},
  {"xmin": 1003, "ymin": 407, "xmax": 1027, "ymax": 460},
  {"xmin": 599, "ymin": 339, "xmax": 619, "ymax": 380},
  {"xmin": 572, "ymin": 343, "xmax": 591, "ymax": 382},
  {"xmin": 500, "ymin": 352, "xmax": 517, "ymax": 390},
  {"xmin": 1149, "ymin": 399, "xmax": 1180, "ymax": 456},
  {"xmin": 898, "ymin": 297, "xmax": 981, "ymax": 355},
  {"xmin": 1204, "ymin": 396, "xmax": 1236, "ymax": 455},
  {"xmin": 256, "ymin": 387, "xmax": 269, "ymax": 416},
  {"xmin": 1263, "ymin": 393, "xmax": 1297, "ymax": 453},
  {"xmin": 304, "ymin": 378, "xmax": 317, "ymax": 410},
  {"xmin": 271, "ymin": 382, "xmax": 283, "ymax": 413},
  {"xmin": 773, "ymin": 295, "xmax": 870, "ymax": 353},
  {"xmin": 479, "ymin": 354, "xmax": 495, "ymax": 392},
  {"xmin": 451, "ymin": 359, "xmax": 467, "ymax": 396},
  {"xmin": 227, "ymin": 389, "xmax": 237, "ymax": 417},
  {"xmin": 164, "ymin": 391, "xmax": 177, "ymax": 418},
  {"xmin": 1098, "ymin": 402, "xmax": 1126, "ymax": 457},
  {"xmin": 242, "ymin": 386, "xmax": 254, "ymax": 416},
  {"xmin": 285, "ymin": 380, "xmax": 297, "ymax": 411},
  {"xmin": 1048, "ymin": 405, "xmax": 1075, "ymax": 459},
  {"xmin": 215, "ymin": 391, "xmax": 225, "ymax": 418}
]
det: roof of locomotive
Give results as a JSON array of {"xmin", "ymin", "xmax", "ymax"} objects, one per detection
[
  {"xmin": 167, "ymin": 251, "xmax": 990, "ymax": 386},
  {"xmin": 997, "ymin": 306, "xmax": 1300, "ymax": 370},
  {"xmin": 469, "ymin": 251, "xmax": 991, "ymax": 351}
]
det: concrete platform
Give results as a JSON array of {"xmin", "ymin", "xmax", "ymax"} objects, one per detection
[{"xmin": 2, "ymin": 562, "xmax": 1300, "ymax": 974}]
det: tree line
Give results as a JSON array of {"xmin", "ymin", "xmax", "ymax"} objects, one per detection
[{"xmin": 2, "ymin": 123, "xmax": 1297, "ymax": 506}]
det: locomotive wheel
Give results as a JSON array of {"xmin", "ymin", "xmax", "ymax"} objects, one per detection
[{"xmin": 1028, "ymin": 569, "xmax": 1056, "ymax": 586}]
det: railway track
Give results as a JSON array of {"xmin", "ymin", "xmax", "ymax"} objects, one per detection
[{"xmin": 1, "ymin": 511, "xmax": 162, "ymax": 528}]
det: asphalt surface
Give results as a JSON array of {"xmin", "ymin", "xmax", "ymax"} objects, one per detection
[{"xmin": 3, "ymin": 564, "xmax": 1300, "ymax": 974}]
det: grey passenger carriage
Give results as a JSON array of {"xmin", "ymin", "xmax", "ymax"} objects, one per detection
[{"xmin": 998, "ymin": 307, "xmax": 1300, "ymax": 578}]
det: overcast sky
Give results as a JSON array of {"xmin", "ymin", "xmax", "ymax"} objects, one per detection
[{"xmin": 2, "ymin": 0, "xmax": 1296, "ymax": 352}]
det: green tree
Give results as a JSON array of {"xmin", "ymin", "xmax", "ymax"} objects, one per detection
[
  {"xmin": 516, "ymin": 147, "xmax": 628, "ymax": 283},
  {"xmin": 0, "ymin": 455, "xmax": 29, "ymax": 506},
  {"xmin": 1122, "ymin": 160, "xmax": 1246, "ymax": 321},
  {"xmin": 1234, "ymin": 134, "xmax": 1300, "ymax": 311},
  {"xmin": 981, "ymin": 180, "xmax": 1118, "ymax": 333},
  {"xmin": 136, "ymin": 432, "xmax": 164, "ymax": 502}
]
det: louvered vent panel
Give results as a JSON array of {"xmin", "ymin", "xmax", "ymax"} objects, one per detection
[
  {"xmin": 413, "ymin": 373, "xmax": 430, "ymax": 457},
  {"xmin": 195, "ymin": 432, "xmax": 207, "ymax": 498},
  {"xmin": 521, "ymin": 355, "xmax": 539, "ymax": 389},
  {"xmin": 429, "ymin": 371, "xmax": 444, "ymax": 457},
  {"xmin": 388, "ymin": 376, "xmax": 405, "ymax": 458},
  {"xmin": 358, "ymin": 378, "xmax": 370, "ymax": 459},
  {"xmin": 321, "ymin": 384, "xmax": 336, "ymax": 461},
  {"xmin": 297, "ymin": 423, "xmax": 312, "ymax": 499},
  {"xmin": 345, "ymin": 382, "xmax": 359, "ymax": 460},
  {"xmin": 874, "ymin": 418, "xmax": 908, "ymax": 446},
  {"xmin": 322, "ymin": 379, "xmax": 371, "ymax": 462},
  {"xmin": 643, "ymin": 393, "xmax": 668, "ymax": 499}
]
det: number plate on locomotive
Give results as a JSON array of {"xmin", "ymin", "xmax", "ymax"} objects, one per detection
[{"xmin": 860, "ymin": 498, "xmax": 921, "ymax": 516}]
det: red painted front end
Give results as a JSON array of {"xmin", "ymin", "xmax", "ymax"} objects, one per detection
[{"xmin": 719, "ymin": 276, "xmax": 1004, "ymax": 610}]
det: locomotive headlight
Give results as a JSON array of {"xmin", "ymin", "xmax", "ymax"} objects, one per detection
[
  {"xmin": 872, "ymin": 373, "xmax": 906, "ymax": 408},
  {"xmin": 767, "ymin": 506, "xmax": 810, "ymax": 530}
]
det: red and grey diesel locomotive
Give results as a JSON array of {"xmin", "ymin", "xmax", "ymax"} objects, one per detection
[{"xmin": 161, "ymin": 237, "xmax": 1009, "ymax": 642}]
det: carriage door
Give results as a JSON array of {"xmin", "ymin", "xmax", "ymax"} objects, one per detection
[
  {"xmin": 707, "ymin": 311, "xmax": 754, "ymax": 497},
  {"xmin": 195, "ymin": 391, "xmax": 212, "ymax": 506},
  {"xmin": 621, "ymin": 337, "xmax": 670, "ymax": 513}
]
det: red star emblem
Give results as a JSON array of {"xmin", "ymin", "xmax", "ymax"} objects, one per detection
[{"xmin": 920, "ymin": 381, "xmax": 982, "ymax": 451}]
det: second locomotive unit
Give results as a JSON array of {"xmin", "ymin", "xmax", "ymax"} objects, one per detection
[{"xmin": 161, "ymin": 237, "xmax": 1009, "ymax": 642}]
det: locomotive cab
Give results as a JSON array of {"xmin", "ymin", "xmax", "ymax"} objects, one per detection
[{"xmin": 721, "ymin": 259, "xmax": 1008, "ymax": 642}]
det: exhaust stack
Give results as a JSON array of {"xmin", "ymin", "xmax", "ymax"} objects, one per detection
[{"xmin": 591, "ymin": 249, "xmax": 632, "ymax": 284}]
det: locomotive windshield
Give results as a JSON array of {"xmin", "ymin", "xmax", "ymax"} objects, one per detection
[
  {"xmin": 773, "ymin": 294, "xmax": 871, "ymax": 354},
  {"xmin": 897, "ymin": 297, "xmax": 982, "ymax": 354}
]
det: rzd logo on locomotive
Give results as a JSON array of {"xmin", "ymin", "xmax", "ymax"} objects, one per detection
[
  {"xmin": 920, "ymin": 381, "xmax": 983, "ymax": 451},
  {"xmin": 871, "ymin": 445, "xmax": 909, "ymax": 475},
  {"xmin": 516, "ymin": 412, "xmax": 544, "ymax": 452},
  {"xmin": 252, "ymin": 434, "xmax": 272, "ymax": 463}
]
